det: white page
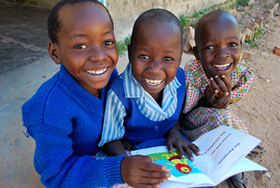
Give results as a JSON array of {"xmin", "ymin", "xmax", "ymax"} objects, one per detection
[{"xmin": 192, "ymin": 126, "xmax": 261, "ymax": 180}]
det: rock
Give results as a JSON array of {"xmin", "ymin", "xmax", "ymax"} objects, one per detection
[
  {"xmin": 260, "ymin": 52, "xmax": 269, "ymax": 56},
  {"xmin": 183, "ymin": 26, "xmax": 195, "ymax": 54},
  {"xmin": 240, "ymin": 51, "xmax": 252, "ymax": 62},
  {"xmin": 241, "ymin": 28, "xmax": 254, "ymax": 43},
  {"xmin": 273, "ymin": 46, "xmax": 280, "ymax": 56}
]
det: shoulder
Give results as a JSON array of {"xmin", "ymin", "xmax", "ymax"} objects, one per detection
[
  {"xmin": 232, "ymin": 64, "xmax": 254, "ymax": 82},
  {"xmin": 22, "ymin": 73, "xmax": 74, "ymax": 129},
  {"xmin": 176, "ymin": 67, "xmax": 185, "ymax": 84}
]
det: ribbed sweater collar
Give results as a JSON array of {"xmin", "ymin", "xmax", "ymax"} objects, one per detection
[{"xmin": 57, "ymin": 65, "xmax": 104, "ymax": 111}]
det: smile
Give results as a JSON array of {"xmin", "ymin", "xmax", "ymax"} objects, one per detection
[
  {"xmin": 86, "ymin": 68, "xmax": 107, "ymax": 75},
  {"xmin": 213, "ymin": 63, "xmax": 232, "ymax": 71},
  {"xmin": 144, "ymin": 78, "xmax": 163, "ymax": 86}
]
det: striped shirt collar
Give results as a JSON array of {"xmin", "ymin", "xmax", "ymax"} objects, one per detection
[{"xmin": 120, "ymin": 63, "xmax": 181, "ymax": 99}]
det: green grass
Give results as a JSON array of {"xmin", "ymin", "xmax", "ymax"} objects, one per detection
[
  {"xmin": 245, "ymin": 39, "xmax": 259, "ymax": 48},
  {"xmin": 116, "ymin": 41, "xmax": 127, "ymax": 56},
  {"xmin": 254, "ymin": 27, "xmax": 264, "ymax": 39}
]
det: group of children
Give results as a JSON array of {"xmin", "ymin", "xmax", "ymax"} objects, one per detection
[{"xmin": 21, "ymin": 0, "xmax": 253, "ymax": 187}]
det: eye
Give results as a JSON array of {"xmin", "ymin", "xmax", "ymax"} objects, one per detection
[
  {"xmin": 229, "ymin": 42, "xmax": 238, "ymax": 47},
  {"xmin": 74, "ymin": 44, "xmax": 88, "ymax": 49},
  {"xmin": 163, "ymin": 57, "xmax": 173, "ymax": 61},
  {"xmin": 104, "ymin": 40, "xmax": 114, "ymax": 46},
  {"xmin": 139, "ymin": 54, "xmax": 149, "ymax": 59},
  {"xmin": 204, "ymin": 45, "xmax": 215, "ymax": 50}
]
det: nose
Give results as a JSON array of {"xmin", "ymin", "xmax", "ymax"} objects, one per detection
[
  {"xmin": 148, "ymin": 59, "xmax": 162, "ymax": 73},
  {"xmin": 89, "ymin": 45, "xmax": 106, "ymax": 62},
  {"xmin": 215, "ymin": 47, "xmax": 229, "ymax": 59}
]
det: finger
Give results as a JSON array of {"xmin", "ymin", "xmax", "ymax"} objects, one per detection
[
  {"xmin": 221, "ymin": 75, "xmax": 232, "ymax": 91},
  {"xmin": 182, "ymin": 144, "xmax": 194, "ymax": 161},
  {"xmin": 132, "ymin": 182, "xmax": 161, "ymax": 188},
  {"xmin": 214, "ymin": 75, "xmax": 227, "ymax": 93},
  {"xmin": 213, "ymin": 92, "xmax": 229, "ymax": 108},
  {"xmin": 174, "ymin": 141, "xmax": 185, "ymax": 158},
  {"xmin": 207, "ymin": 89, "xmax": 218, "ymax": 104},
  {"xmin": 189, "ymin": 143, "xmax": 200, "ymax": 156},
  {"xmin": 166, "ymin": 140, "xmax": 174, "ymax": 154},
  {"xmin": 210, "ymin": 77, "xmax": 222, "ymax": 95},
  {"xmin": 140, "ymin": 156, "xmax": 167, "ymax": 171}
]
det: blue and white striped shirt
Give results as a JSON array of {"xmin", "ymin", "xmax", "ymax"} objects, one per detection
[{"xmin": 98, "ymin": 63, "xmax": 182, "ymax": 147}]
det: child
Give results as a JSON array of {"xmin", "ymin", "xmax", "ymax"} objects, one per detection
[
  {"xmin": 180, "ymin": 9, "xmax": 254, "ymax": 142},
  {"xmin": 98, "ymin": 8, "xmax": 200, "ymax": 159},
  {"xmin": 180, "ymin": 10, "xmax": 253, "ymax": 188},
  {"xmin": 21, "ymin": 1, "xmax": 171, "ymax": 187}
]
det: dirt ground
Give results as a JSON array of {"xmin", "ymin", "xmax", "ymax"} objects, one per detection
[{"xmin": 225, "ymin": 1, "xmax": 280, "ymax": 188}]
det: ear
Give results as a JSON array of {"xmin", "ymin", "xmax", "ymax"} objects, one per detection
[
  {"xmin": 48, "ymin": 41, "xmax": 61, "ymax": 65},
  {"xmin": 193, "ymin": 46, "xmax": 200, "ymax": 61}
]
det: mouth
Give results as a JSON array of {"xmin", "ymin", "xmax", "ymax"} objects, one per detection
[
  {"xmin": 86, "ymin": 68, "xmax": 108, "ymax": 75},
  {"xmin": 213, "ymin": 63, "xmax": 232, "ymax": 71},
  {"xmin": 144, "ymin": 78, "xmax": 163, "ymax": 86}
]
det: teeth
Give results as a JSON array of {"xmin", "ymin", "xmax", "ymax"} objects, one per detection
[
  {"xmin": 87, "ymin": 68, "xmax": 107, "ymax": 75},
  {"xmin": 144, "ymin": 78, "xmax": 163, "ymax": 86},
  {"xmin": 214, "ymin": 64, "xmax": 230, "ymax": 68}
]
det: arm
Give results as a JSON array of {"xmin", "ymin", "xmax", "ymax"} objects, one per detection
[
  {"xmin": 103, "ymin": 140, "xmax": 128, "ymax": 156},
  {"xmin": 99, "ymin": 90, "xmax": 127, "ymax": 153},
  {"xmin": 166, "ymin": 121, "xmax": 200, "ymax": 160}
]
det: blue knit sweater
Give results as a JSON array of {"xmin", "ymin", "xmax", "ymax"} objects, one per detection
[{"xmin": 22, "ymin": 65, "xmax": 125, "ymax": 188}]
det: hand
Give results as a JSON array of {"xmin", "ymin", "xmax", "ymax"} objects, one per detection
[
  {"xmin": 122, "ymin": 140, "xmax": 133, "ymax": 151},
  {"xmin": 166, "ymin": 122, "xmax": 200, "ymax": 160},
  {"xmin": 121, "ymin": 155, "xmax": 171, "ymax": 188},
  {"xmin": 206, "ymin": 75, "xmax": 232, "ymax": 108}
]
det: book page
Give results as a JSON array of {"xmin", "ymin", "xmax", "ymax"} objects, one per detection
[
  {"xmin": 192, "ymin": 126, "xmax": 262, "ymax": 183},
  {"xmin": 209, "ymin": 157, "xmax": 267, "ymax": 184}
]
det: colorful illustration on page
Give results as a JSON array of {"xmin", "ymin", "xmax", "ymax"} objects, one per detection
[{"xmin": 147, "ymin": 151, "xmax": 203, "ymax": 177}]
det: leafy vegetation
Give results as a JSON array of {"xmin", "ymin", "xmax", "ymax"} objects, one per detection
[
  {"xmin": 180, "ymin": 15, "xmax": 190, "ymax": 31},
  {"xmin": 236, "ymin": 0, "xmax": 249, "ymax": 6}
]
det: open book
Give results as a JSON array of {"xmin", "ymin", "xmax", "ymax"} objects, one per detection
[{"xmin": 131, "ymin": 126, "xmax": 267, "ymax": 187}]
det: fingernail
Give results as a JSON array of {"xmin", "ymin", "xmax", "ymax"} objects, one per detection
[
  {"xmin": 215, "ymin": 75, "xmax": 218, "ymax": 78},
  {"xmin": 225, "ymin": 92, "xmax": 229, "ymax": 96},
  {"xmin": 215, "ymin": 90, "xmax": 218, "ymax": 93},
  {"xmin": 222, "ymin": 75, "xmax": 225, "ymax": 78},
  {"xmin": 210, "ymin": 77, "xmax": 213, "ymax": 81}
]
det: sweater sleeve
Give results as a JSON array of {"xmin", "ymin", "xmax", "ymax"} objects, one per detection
[{"xmin": 26, "ymin": 120, "xmax": 125, "ymax": 188}]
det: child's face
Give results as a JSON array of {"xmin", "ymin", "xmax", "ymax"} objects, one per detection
[
  {"xmin": 48, "ymin": 3, "xmax": 118, "ymax": 96},
  {"xmin": 129, "ymin": 21, "xmax": 182, "ymax": 100},
  {"xmin": 195, "ymin": 18, "xmax": 241, "ymax": 79}
]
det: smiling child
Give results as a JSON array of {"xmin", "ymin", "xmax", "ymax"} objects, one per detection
[
  {"xmin": 99, "ymin": 8, "xmax": 200, "ymax": 159},
  {"xmin": 180, "ymin": 10, "xmax": 254, "ymax": 142},
  {"xmin": 21, "ymin": 1, "xmax": 171, "ymax": 187}
]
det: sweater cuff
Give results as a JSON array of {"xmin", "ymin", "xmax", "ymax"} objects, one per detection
[{"xmin": 104, "ymin": 155, "xmax": 126, "ymax": 185}]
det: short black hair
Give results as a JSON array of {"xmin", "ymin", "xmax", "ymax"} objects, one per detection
[
  {"xmin": 47, "ymin": 0, "xmax": 113, "ymax": 43},
  {"xmin": 130, "ymin": 8, "xmax": 183, "ymax": 51},
  {"xmin": 195, "ymin": 10, "xmax": 238, "ymax": 46}
]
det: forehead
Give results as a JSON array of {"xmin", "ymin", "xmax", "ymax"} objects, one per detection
[
  {"xmin": 58, "ymin": 2, "xmax": 111, "ymax": 31},
  {"xmin": 197, "ymin": 17, "xmax": 239, "ymax": 44},
  {"xmin": 135, "ymin": 20, "xmax": 181, "ymax": 43}
]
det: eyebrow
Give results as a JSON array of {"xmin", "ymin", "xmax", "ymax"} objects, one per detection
[
  {"xmin": 202, "ymin": 36, "xmax": 240, "ymax": 45},
  {"xmin": 69, "ymin": 30, "xmax": 113, "ymax": 40}
]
